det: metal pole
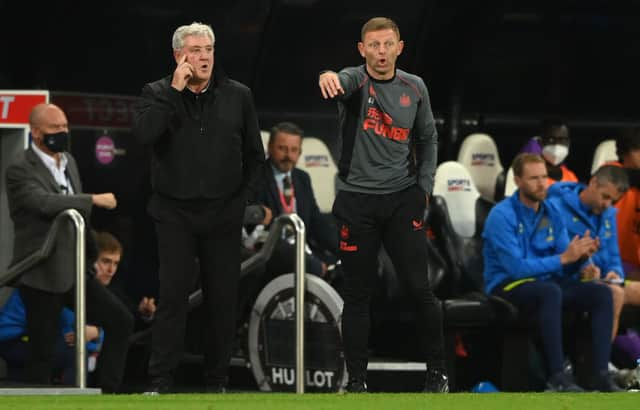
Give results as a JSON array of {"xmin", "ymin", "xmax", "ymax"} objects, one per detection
[
  {"xmin": 274, "ymin": 214, "xmax": 306, "ymax": 393},
  {"xmin": 64, "ymin": 209, "xmax": 87, "ymax": 389},
  {"xmin": 290, "ymin": 214, "xmax": 306, "ymax": 394}
]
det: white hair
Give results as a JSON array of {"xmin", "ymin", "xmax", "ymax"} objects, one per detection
[{"xmin": 172, "ymin": 22, "xmax": 215, "ymax": 51}]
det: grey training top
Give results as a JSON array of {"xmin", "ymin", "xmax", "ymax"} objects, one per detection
[{"xmin": 334, "ymin": 65, "xmax": 438, "ymax": 194}]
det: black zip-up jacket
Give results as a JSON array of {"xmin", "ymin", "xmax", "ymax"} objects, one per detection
[{"xmin": 133, "ymin": 69, "xmax": 264, "ymax": 201}]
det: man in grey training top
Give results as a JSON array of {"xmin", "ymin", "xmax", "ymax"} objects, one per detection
[{"xmin": 318, "ymin": 16, "xmax": 447, "ymax": 393}]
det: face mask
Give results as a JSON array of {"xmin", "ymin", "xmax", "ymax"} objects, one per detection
[
  {"xmin": 42, "ymin": 132, "xmax": 69, "ymax": 153},
  {"xmin": 542, "ymin": 144, "xmax": 568, "ymax": 166}
]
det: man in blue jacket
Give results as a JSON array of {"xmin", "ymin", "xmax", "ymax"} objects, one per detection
[
  {"xmin": 0, "ymin": 288, "xmax": 103, "ymax": 384},
  {"xmin": 547, "ymin": 165, "xmax": 640, "ymax": 340},
  {"xmin": 483, "ymin": 153, "xmax": 620, "ymax": 392}
]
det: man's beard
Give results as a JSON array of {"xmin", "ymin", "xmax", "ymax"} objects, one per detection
[
  {"xmin": 522, "ymin": 188, "xmax": 546, "ymax": 203},
  {"xmin": 275, "ymin": 159, "xmax": 293, "ymax": 172}
]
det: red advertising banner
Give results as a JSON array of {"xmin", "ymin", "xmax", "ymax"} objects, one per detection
[
  {"xmin": 0, "ymin": 91, "xmax": 49, "ymax": 126},
  {"xmin": 52, "ymin": 92, "xmax": 139, "ymax": 130}
]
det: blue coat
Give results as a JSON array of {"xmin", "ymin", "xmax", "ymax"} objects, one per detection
[
  {"xmin": 0, "ymin": 289, "xmax": 103, "ymax": 351},
  {"xmin": 0, "ymin": 289, "xmax": 27, "ymax": 342},
  {"xmin": 547, "ymin": 182, "xmax": 624, "ymax": 279},
  {"xmin": 482, "ymin": 192, "xmax": 573, "ymax": 293}
]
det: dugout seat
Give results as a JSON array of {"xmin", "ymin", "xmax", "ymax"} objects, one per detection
[
  {"xmin": 260, "ymin": 130, "xmax": 270, "ymax": 155},
  {"xmin": 428, "ymin": 161, "xmax": 513, "ymax": 389},
  {"xmin": 429, "ymin": 161, "xmax": 532, "ymax": 390},
  {"xmin": 430, "ymin": 162, "xmax": 602, "ymax": 391},
  {"xmin": 590, "ymin": 139, "xmax": 617, "ymax": 175},
  {"xmin": 295, "ymin": 137, "xmax": 338, "ymax": 214},
  {"xmin": 503, "ymin": 167, "xmax": 517, "ymax": 198},
  {"xmin": 457, "ymin": 133, "xmax": 504, "ymax": 203},
  {"xmin": 430, "ymin": 161, "xmax": 497, "ymax": 303}
]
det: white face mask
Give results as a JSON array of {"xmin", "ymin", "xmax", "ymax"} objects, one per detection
[{"xmin": 542, "ymin": 144, "xmax": 569, "ymax": 166}]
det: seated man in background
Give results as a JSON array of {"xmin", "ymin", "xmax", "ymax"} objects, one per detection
[
  {"xmin": 548, "ymin": 165, "xmax": 640, "ymax": 341},
  {"xmin": 483, "ymin": 153, "xmax": 620, "ymax": 392},
  {"xmin": 608, "ymin": 127, "xmax": 640, "ymax": 279},
  {"xmin": 520, "ymin": 119, "xmax": 578, "ymax": 185},
  {"xmin": 92, "ymin": 231, "xmax": 156, "ymax": 331},
  {"xmin": 254, "ymin": 122, "xmax": 339, "ymax": 279}
]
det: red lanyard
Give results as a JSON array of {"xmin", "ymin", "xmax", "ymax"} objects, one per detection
[{"xmin": 278, "ymin": 184, "xmax": 295, "ymax": 214}]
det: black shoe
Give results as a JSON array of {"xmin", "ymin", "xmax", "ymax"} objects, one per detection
[
  {"xmin": 144, "ymin": 376, "xmax": 172, "ymax": 395},
  {"xmin": 593, "ymin": 372, "xmax": 625, "ymax": 392},
  {"xmin": 546, "ymin": 372, "xmax": 584, "ymax": 392},
  {"xmin": 345, "ymin": 378, "xmax": 367, "ymax": 393},
  {"xmin": 424, "ymin": 368, "xmax": 449, "ymax": 393}
]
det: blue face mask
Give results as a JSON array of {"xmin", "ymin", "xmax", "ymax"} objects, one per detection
[{"xmin": 43, "ymin": 131, "xmax": 69, "ymax": 153}]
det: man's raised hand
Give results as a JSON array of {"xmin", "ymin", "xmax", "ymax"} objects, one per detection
[
  {"xmin": 319, "ymin": 71, "xmax": 344, "ymax": 99},
  {"xmin": 171, "ymin": 54, "xmax": 195, "ymax": 91}
]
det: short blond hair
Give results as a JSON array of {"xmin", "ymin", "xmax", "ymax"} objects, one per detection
[{"xmin": 512, "ymin": 153, "xmax": 545, "ymax": 178}]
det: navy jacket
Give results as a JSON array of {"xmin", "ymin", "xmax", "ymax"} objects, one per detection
[{"xmin": 255, "ymin": 161, "xmax": 338, "ymax": 254}]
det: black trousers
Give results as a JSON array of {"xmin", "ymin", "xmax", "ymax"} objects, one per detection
[
  {"xmin": 147, "ymin": 193, "xmax": 244, "ymax": 385},
  {"xmin": 332, "ymin": 185, "xmax": 445, "ymax": 381},
  {"xmin": 20, "ymin": 278, "xmax": 134, "ymax": 393}
]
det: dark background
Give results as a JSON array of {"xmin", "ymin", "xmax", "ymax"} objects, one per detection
[
  {"xmin": 2, "ymin": 0, "xmax": 640, "ymax": 298},
  {"xmin": 3, "ymin": 0, "xmax": 640, "ymax": 160}
]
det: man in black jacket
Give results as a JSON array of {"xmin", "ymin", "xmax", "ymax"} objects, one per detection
[
  {"xmin": 255, "ymin": 122, "xmax": 338, "ymax": 278},
  {"xmin": 133, "ymin": 21, "xmax": 264, "ymax": 393}
]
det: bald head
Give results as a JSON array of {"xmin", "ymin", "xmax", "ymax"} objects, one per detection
[
  {"xmin": 29, "ymin": 103, "xmax": 66, "ymax": 128},
  {"xmin": 29, "ymin": 103, "xmax": 69, "ymax": 156}
]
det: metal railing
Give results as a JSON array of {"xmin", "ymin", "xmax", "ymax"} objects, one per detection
[
  {"xmin": 0, "ymin": 209, "xmax": 88, "ymax": 390},
  {"xmin": 67, "ymin": 210, "xmax": 87, "ymax": 388},
  {"xmin": 185, "ymin": 213, "xmax": 307, "ymax": 393},
  {"xmin": 285, "ymin": 214, "xmax": 306, "ymax": 394}
]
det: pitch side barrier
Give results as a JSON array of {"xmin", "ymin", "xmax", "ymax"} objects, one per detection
[
  {"xmin": 186, "ymin": 214, "xmax": 309, "ymax": 393},
  {"xmin": 181, "ymin": 214, "xmax": 438, "ymax": 393},
  {"xmin": 0, "ymin": 209, "xmax": 100, "ymax": 395}
]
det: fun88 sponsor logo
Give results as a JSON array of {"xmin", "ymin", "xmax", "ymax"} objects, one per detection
[
  {"xmin": 447, "ymin": 179, "xmax": 472, "ymax": 192},
  {"xmin": 471, "ymin": 153, "xmax": 495, "ymax": 166}
]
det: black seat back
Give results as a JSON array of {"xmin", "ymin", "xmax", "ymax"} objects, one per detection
[{"xmin": 429, "ymin": 161, "xmax": 495, "ymax": 296}]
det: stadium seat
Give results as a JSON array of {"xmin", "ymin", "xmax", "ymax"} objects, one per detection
[
  {"xmin": 431, "ymin": 162, "xmax": 603, "ymax": 391},
  {"xmin": 428, "ymin": 161, "xmax": 506, "ymax": 389},
  {"xmin": 503, "ymin": 167, "xmax": 517, "ymax": 197},
  {"xmin": 296, "ymin": 137, "xmax": 338, "ymax": 214},
  {"xmin": 430, "ymin": 161, "xmax": 494, "ymax": 297},
  {"xmin": 590, "ymin": 139, "xmax": 617, "ymax": 175},
  {"xmin": 260, "ymin": 130, "xmax": 270, "ymax": 155},
  {"xmin": 457, "ymin": 133, "xmax": 504, "ymax": 202},
  {"xmin": 430, "ymin": 161, "xmax": 534, "ymax": 391}
]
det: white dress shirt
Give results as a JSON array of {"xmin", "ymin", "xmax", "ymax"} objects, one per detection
[{"xmin": 31, "ymin": 143, "xmax": 74, "ymax": 194}]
